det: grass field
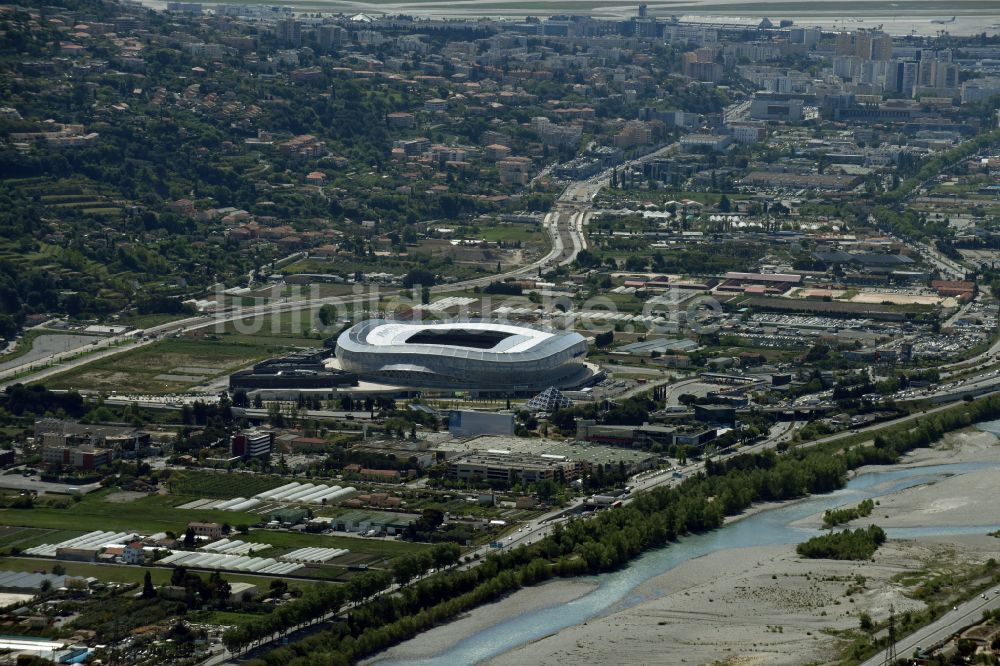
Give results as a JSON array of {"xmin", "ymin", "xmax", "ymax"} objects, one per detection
[
  {"xmin": 0, "ymin": 488, "xmax": 262, "ymax": 535},
  {"xmin": 187, "ymin": 610, "xmax": 269, "ymax": 628},
  {"xmin": 39, "ymin": 337, "xmax": 289, "ymax": 394},
  {"xmin": 475, "ymin": 225, "xmax": 546, "ymax": 244},
  {"xmin": 241, "ymin": 529, "xmax": 431, "ymax": 560},
  {"xmin": 0, "ymin": 557, "xmax": 301, "ymax": 588},
  {"xmin": 0, "ymin": 484, "xmax": 432, "ymax": 570},
  {"xmin": 0, "ymin": 527, "xmax": 87, "ymax": 551},
  {"xmin": 217, "ymin": 307, "xmax": 335, "ymax": 343},
  {"xmin": 169, "ymin": 471, "xmax": 292, "ymax": 499}
]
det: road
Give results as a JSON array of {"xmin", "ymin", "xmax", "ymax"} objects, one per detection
[
  {"xmin": 659, "ymin": 377, "xmax": 706, "ymax": 405},
  {"xmin": 195, "ymin": 394, "xmax": 991, "ymax": 666},
  {"xmin": 476, "ymin": 419, "xmax": 803, "ymax": 558},
  {"xmin": 0, "ymin": 334, "xmax": 103, "ymax": 373},
  {"xmin": 724, "ymin": 99, "xmax": 751, "ymax": 123},
  {"xmin": 0, "ymin": 330, "xmax": 150, "ymax": 387},
  {"xmin": 909, "ymin": 236, "xmax": 968, "ymax": 281},
  {"xmin": 0, "ymin": 472, "xmax": 102, "ymax": 495},
  {"xmin": 0, "ymin": 192, "xmax": 586, "ymax": 392},
  {"xmin": 859, "ymin": 587, "xmax": 1000, "ymax": 666},
  {"xmin": 1, "ymin": 141, "xmax": 692, "ymax": 393}
]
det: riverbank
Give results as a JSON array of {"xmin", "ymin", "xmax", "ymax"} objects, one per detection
[
  {"xmin": 359, "ymin": 579, "xmax": 598, "ymax": 664},
  {"xmin": 372, "ymin": 428, "xmax": 1000, "ymax": 666},
  {"xmin": 792, "ymin": 429, "xmax": 1000, "ymax": 531},
  {"xmin": 485, "ymin": 430, "xmax": 1000, "ymax": 666}
]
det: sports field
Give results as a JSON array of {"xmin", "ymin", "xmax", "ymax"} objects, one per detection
[{"xmin": 849, "ymin": 292, "xmax": 956, "ymax": 307}]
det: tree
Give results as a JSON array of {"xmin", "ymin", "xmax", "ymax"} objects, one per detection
[
  {"xmin": 183, "ymin": 527, "xmax": 196, "ymax": 548},
  {"xmin": 232, "ymin": 390, "xmax": 249, "ymax": 408},
  {"xmin": 536, "ymin": 478, "xmax": 557, "ymax": 501},
  {"xmin": 268, "ymin": 402, "xmax": 285, "ymax": 427},
  {"xmin": 209, "ymin": 571, "xmax": 231, "ymax": 605},
  {"xmin": 318, "ymin": 304, "xmax": 337, "ymax": 327},
  {"xmin": 403, "ymin": 268, "xmax": 435, "ymax": 289},
  {"xmin": 719, "ymin": 194, "xmax": 731, "ymax": 213},
  {"xmin": 858, "ymin": 611, "xmax": 873, "ymax": 633},
  {"xmin": 171, "ymin": 566, "xmax": 188, "ymax": 587},
  {"xmin": 421, "ymin": 508, "xmax": 444, "ymax": 529},
  {"xmin": 142, "ymin": 570, "xmax": 156, "ymax": 599}
]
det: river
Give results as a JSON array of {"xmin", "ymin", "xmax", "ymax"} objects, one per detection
[{"xmin": 376, "ymin": 458, "xmax": 1000, "ymax": 665}]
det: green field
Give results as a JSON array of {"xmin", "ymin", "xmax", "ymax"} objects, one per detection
[
  {"xmin": 240, "ymin": 529, "xmax": 435, "ymax": 569},
  {"xmin": 39, "ymin": 337, "xmax": 290, "ymax": 394},
  {"xmin": 169, "ymin": 471, "xmax": 292, "ymax": 499},
  {"xmin": 218, "ymin": 307, "xmax": 337, "ymax": 343},
  {"xmin": 0, "ymin": 527, "xmax": 87, "ymax": 551},
  {"xmin": 0, "ymin": 557, "xmax": 299, "ymax": 588},
  {"xmin": 0, "ymin": 486, "xmax": 432, "ymax": 570},
  {"xmin": 475, "ymin": 225, "xmax": 546, "ymax": 244},
  {"xmin": 187, "ymin": 610, "xmax": 269, "ymax": 628},
  {"xmin": 242, "ymin": 529, "xmax": 431, "ymax": 559},
  {"xmin": 0, "ymin": 488, "xmax": 261, "ymax": 535}
]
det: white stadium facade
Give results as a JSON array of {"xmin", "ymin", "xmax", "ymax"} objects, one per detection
[{"xmin": 335, "ymin": 319, "xmax": 595, "ymax": 395}]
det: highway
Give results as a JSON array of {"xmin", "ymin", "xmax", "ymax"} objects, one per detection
[
  {"xmin": 0, "ymin": 184, "xmax": 588, "ymax": 392},
  {"xmin": 183, "ymin": 377, "xmax": 1000, "ymax": 666},
  {"xmin": 858, "ymin": 587, "xmax": 1000, "ymax": 666},
  {"xmin": 194, "ymin": 386, "xmax": 992, "ymax": 665},
  {"xmin": 0, "ymin": 140, "xmax": 688, "ymax": 393},
  {"xmin": 470, "ymin": 419, "xmax": 802, "ymax": 558}
]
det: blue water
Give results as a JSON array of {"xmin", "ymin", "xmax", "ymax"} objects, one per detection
[
  {"xmin": 975, "ymin": 418, "xmax": 1000, "ymax": 437},
  {"xmin": 378, "ymin": 460, "xmax": 1000, "ymax": 666}
]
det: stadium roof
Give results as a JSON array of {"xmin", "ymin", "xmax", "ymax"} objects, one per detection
[{"xmin": 363, "ymin": 321, "xmax": 555, "ymax": 354}]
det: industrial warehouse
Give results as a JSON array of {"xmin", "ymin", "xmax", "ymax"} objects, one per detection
[{"xmin": 228, "ymin": 349, "xmax": 357, "ymax": 393}]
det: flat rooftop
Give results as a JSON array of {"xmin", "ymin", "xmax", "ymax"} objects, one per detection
[{"xmin": 435, "ymin": 435, "xmax": 657, "ymax": 466}]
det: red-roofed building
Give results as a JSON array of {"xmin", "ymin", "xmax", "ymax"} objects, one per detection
[
  {"xmin": 717, "ymin": 272, "xmax": 801, "ymax": 295},
  {"xmin": 358, "ymin": 468, "xmax": 401, "ymax": 482},
  {"xmin": 932, "ymin": 279, "xmax": 975, "ymax": 299}
]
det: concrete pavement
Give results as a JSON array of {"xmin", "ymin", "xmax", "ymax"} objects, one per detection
[
  {"xmin": 0, "ymin": 473, "xmax": 102, "ymax": 495},
  {"xmin": 859, "ymin": 587, "xmax": 1000, "ymax": 666}
]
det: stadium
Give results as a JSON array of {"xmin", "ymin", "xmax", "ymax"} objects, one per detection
[{"xmin": 335, "ymin": 319, "xmax": 594, "ymax": 395}]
